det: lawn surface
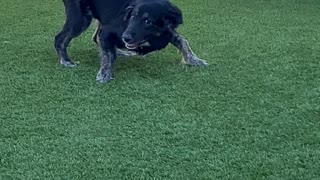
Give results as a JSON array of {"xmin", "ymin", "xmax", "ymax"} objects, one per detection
[{"xmin": 0, "ymin": 0, "xmax": 320, "ymax": 179}]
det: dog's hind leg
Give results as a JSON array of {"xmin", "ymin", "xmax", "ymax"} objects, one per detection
[
  {"xmin": 170, "ymin": 32, "xmax": 208, "ymax": 66},
  {"xmin": 54, "ymin": 1, "xmax": 92, "ymax": 67},
  {"xmin": 92, "ymin": 20, "xmax": 101, "ymax": 44}
]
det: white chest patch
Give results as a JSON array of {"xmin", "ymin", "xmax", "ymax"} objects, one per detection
[{"xmin": 140, "ymin": 41, "xmax": 151, "ymax": 47}]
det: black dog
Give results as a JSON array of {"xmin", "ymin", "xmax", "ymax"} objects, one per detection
[{"xmin": 54, "ymin": 0, "xmax": 207, "ymax": 83}]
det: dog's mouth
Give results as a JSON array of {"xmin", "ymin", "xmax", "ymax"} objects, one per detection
[
  {"xmin": 124, "ymin": 41, "xmax": 150, "ymax": 50},
  {"xmin": 125, "ymin": 43, "xmax": 139, "ymax": 50}
]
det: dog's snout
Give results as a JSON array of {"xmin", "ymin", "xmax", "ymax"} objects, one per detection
[
  {"xmin": 122, "ymin": 32, "xmax": 137, "ymax": 43},
  {"xmin": 122, "ymin": 34, "xmax": 133, "ymax": 43}
]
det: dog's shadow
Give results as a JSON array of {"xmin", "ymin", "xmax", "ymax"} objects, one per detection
[{"xmin": 74, "ymin": 47, "xmax": 182, "ymax": 80}]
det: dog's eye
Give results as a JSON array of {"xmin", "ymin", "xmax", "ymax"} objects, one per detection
[{"xmin": 144, "ymin": 19, "xmax": 151, "ymax": 25}]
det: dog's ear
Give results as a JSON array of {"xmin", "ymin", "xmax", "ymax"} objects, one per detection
[
  {"xmin": 165, "ymin": 3, "xmax": 183, "ymax": 29},
  {"xmin": 123, "ymin": 6, "xmax": 134, "ymax": 21}
]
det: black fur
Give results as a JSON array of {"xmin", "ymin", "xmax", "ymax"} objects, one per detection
[{"xmin": 54, "ymin": 0, "xmax": 206, "ymax": 83}]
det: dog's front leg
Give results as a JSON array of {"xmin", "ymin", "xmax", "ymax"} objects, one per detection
[
  {"xmin": 96, "ymin": 27, "xmax": 118, "ymax": 83},
  {"xmin": 92, "ymin": 21, "xmax": 137, "ymax": 57},
  {"xmin": 170, "ymin": 32, "xmax": 208, "ymax": 66},
  {"xmin": 96, "ymin": 47, "xmax": 116, "ymax": 83}
]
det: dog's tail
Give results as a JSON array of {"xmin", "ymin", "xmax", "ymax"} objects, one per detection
[{"xmin": 62, "ymin": 0, "xmax": 92, "ymax": 27}]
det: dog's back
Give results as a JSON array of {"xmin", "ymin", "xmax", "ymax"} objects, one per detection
[{"xmin": 89, "ymin": 0, "xmax": 131, "ymax": 23}]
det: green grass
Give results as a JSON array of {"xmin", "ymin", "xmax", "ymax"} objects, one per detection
[{"xmin": 1, "ymin": 0, "xmax": 320, "ymax": 179}]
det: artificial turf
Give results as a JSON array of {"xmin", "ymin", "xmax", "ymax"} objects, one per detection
[{"xmin": 0, "ymin": 0, "xmax": 320, "ymax": 179}]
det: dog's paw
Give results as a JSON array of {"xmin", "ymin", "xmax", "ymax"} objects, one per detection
[
  {"xmin": 96, "ymin": 69, "xmax": 113, "ymax": 83},
  {"xmin": 183, "ymin": 55, "xmax": 208, "ymax": 67},
  {"xmin": 60, "ymin": 58, "xmax": 78, "ymax": 67}
]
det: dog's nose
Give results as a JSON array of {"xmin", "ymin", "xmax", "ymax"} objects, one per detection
[{"xmin": 122, "ymin": 34, "xmax": 133, "ymax": 43}]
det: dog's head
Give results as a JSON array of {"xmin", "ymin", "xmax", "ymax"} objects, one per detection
[{"xmin": 122, "ymin": 0, "xmax": 183, "ymax": 50}]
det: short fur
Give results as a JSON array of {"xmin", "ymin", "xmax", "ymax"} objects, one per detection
[{"xmin": 54, "ymin": 0, "xmax": 207, "ymax": 83}]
